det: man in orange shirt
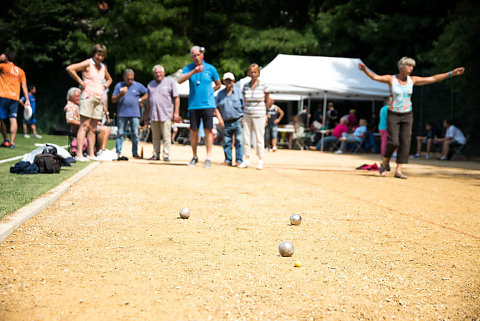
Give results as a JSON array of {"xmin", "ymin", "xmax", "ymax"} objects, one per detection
[{"xmin": 0, "ymin": 51, "xmax": 30, "ymax": 148}]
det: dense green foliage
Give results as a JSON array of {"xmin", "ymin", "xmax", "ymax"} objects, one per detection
[{"xmin": 1, "ymin": 0, "xmax": 478, "ymax": 148}]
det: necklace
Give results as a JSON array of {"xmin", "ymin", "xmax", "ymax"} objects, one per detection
[{"xmin": 194, "ymin": 71, "xmax": 202, "ymax": 86}]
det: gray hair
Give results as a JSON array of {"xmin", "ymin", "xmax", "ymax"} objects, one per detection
[
  {"xmin": 66, "ymin": 87, "xmax": 81, "ymax": 101},
  {"xmin": 123, "ymin": 68, "xmax": 135, "ymax": 77},
  {"xmin": 190, "ymin": 46, "xmax": 201, "ymax": 56},
  {"xmin": 152, "ymin": 64, "xmax": 164, "ymax": 72},
  {"xmin": 397, "ymin": 56, "xmax": 416, "ymax": 69}
]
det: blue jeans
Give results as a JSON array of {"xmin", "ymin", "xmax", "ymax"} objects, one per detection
[
  {"xmin": 316, "ymin": 135, "xmax": 339, "ymax": 150},
  {"xmin": 223, "ymin": 118, "xmax": 243, "ymax": 164},
  {"xmin": 116, "ymin": 117, "xmax": 140, "ymax": 155}
]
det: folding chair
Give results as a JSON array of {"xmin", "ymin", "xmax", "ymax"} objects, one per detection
[
  {"xmin": 352, "ymin": 135, "xmax": 367, "ymax": 153},
  {"xmin": 450, "ymin": 135, "xmax": 469, "ymax": 161}
]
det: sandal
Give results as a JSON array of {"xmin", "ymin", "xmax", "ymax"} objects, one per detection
[
  {"xmin": 394, "ymin": 173, "xmax": 408, "ymax": 179},
  {"xmin": 379, "ymin": 163, "xmax": 387, "ymax": 177}
]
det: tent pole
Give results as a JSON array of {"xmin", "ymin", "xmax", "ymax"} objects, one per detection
[{"xmin": 321, "ymin": 93, "xmax": 328, "ymax": 151}]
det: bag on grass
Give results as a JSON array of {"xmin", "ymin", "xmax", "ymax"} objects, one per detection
[{"xmin": 34, "ymin": 151, "xmax": 62, "ymax": 174}]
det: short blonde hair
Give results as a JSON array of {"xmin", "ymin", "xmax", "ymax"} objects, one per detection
[
  {"xmin": 248, "ymin": 63, "xmax": 260, "ymax": 75},
  {"xmin": 92, "ymin": 44, "xmax": 107, "ymax": 57},
  {"xmin": 397, "ymin": 56, "xmax": 416, "ymax": 69}
]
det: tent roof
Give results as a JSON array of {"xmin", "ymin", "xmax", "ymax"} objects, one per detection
[{"xmin": 258, "ymin": 54, "xmax": 390, "ymax": 100}]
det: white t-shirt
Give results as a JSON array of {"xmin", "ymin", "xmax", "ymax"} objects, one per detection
[{"xmin": 445, "ymin": 125, "xmax": 466, "ymax": 144}]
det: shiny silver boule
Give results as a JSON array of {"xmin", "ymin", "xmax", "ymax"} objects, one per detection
[
  {"xmin": 290, "ymin": 214, "xmax": 302, "ymax": 226},
  {"xmin": 279, "ymin": 241, "xmax": 295, "ymax": 257},
  {"xmin": 179, "ymin": 208, "xmax": 190, "ymax": 219}
]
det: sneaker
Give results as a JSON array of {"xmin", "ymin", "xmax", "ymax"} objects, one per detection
[
  {"xmin": 425, "ymin": 154, "xmax": 430, "ymax": 160},
  {"xmin": 189, "ymin": 156, "xmax": 198, "ymax": 167},
  {"xmin": 237, "ymin": 160, "xmax": 250, "ymax": 168},
  {"xmin": 33, "ymin": 134, "xmax": 42, "ymax": 138},
  {"xmin": 148, "ymin": 155, "xmax": 159, "ymax": 160},
  {"xmin": 75, "ymin": 156, "xmax": 89, "ymax": 162},
  {"xmin": 9, "ymin": 144, "xmax": 15, "ymax": 149},
  {"xmin": 163, "ymin": 156, "xmax": 170, "ymax": 162},
  {"xmin": 24, "ymin": 134, "xmax": 30, "ymax": 138},
  {"xmin": 272, "ymin": 146, "xmax": 277, "ymax": 152},
  {"xmin": 87, "ymin": 155, "xmax": 98, "ymax": 161},
  {"xmin": 133, "ymin": 153, "xmax": 142, "ymax": 159},
  {"xmin": 256, "ymin": 160, "xmax": 264, "ymax": 170},
  {"xmin": 204, "ymin": 159, "xmax": 211, "ymax": 168},
  {"xmin": 334, "ymin": 149, "xmax": 343, "ymax": 154},
  {"xmin": 1, "ymin": 140, "xmax": 10, "ymax": 147},
  {"xmin": 439, "ymin": 156, "xmax": 447, "ymax": 161},
  {"xmin": 411, "ymin": 153, "xmax": 420, "ymax": 158}
]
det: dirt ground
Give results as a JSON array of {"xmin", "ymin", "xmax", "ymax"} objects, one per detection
[{"xmin": 1, "ymin": 142, "xmax": 479, "ymax": 321}]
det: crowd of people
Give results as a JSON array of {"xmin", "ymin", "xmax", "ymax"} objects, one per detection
[{"xmin": 1, "ymin": 46, "xmax": 467, "ymax": 177}]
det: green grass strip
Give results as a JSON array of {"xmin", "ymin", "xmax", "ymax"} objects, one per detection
[{"xmin": 0, "ymin": 135, "xmax": 115, "ymax": 220}]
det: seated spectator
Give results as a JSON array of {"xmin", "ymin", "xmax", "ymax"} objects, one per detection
[
  {"xmin": 64, "ymin": 87, "xmax": 109, "ymax": 156},
  {"xmin": 412, "ymin": 122, "xmax": 441, "ymax": 159},
  {"xmin": 312, "ymin": 117, "xmax": 348, "ymax": 151},
  {"xmin": 335, "ymin": 118, "xmax": 367, "ymax": 154},
  {"xmin": 435, "ymin": 119, "xmax": 466, "ymax": 160},
  {"xmin": 289, "ymin": 107, "xmax": 309, "ymax": 148}
]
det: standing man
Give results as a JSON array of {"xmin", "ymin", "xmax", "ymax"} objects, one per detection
[
  {"xmin": 112, "ymin": 68, "xmax": 147, "ymax": 159},
  {"xmin": 216, "ymin": 72, "xmax": 244, "ymax": 166},
  {"xmin": 19, "ymin": 84, "xmax": 42, "ymax": 138},
  {"xmin": 178, "ymin": 46, "xmax": 222, "ymax": 168},
  {"xmin": 0, "ymin": 51, "xmax": 30, "ymax": 148},
  {"xmin": 265, "ymin": 98, "xmax": 284, "ymax": 152},
  {"xmin": 144, "ymin": 65, "xmax": 180, "ymax": 161}
]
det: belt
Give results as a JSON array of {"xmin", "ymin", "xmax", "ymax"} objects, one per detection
[{"xmin": 224, "ymin": 117, "xmax": 242, "ymax": 122}]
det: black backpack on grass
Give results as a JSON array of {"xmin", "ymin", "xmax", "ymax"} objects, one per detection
[{"xmin": 34, "ymin": 146, "xmax": 62, "ymax": 174}]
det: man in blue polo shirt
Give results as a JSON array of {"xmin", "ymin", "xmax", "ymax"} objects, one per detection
[
  {"xmin": 112, "ymin": 68, "xmax": 148, "ymax": 159},
  {"xmin": 178, "ymin": 46, "xmax": 222, "ymax": 168},
  {"xmin": 216, "ymin": 72, "xmax": 244, "ymax": 166}
]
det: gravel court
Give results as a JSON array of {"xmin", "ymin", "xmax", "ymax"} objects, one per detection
[{"xmin": 0, "ymin": 142, "xmax": 479, "ymax": 321}]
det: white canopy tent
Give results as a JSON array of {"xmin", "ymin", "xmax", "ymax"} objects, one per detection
[{"xmin": 245, "ymin": 54, "xmax": 390, "ymax": 150}]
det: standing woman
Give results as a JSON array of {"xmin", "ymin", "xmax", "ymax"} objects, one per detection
[
  {"xmin": 359, "ymin": 58, "xmax": 464, "ymax": 178},
  {"xmin": 238, "ymin": 63, "xmax": 270, "ymax": 170},
  {"xmin": 66, "ymin": 44, "xmax": 112, "ymax": 161}
]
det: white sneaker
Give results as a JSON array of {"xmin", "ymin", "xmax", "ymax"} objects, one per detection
[
  {"xmin": 75, "ymin": 156, "xmax": 89, "ymax": 162},
  {"xmin": 87, "ymin": 155, "xmax": 98, "ymax": 161},
  {"xmin": 334, "ymin": 149, "xmax": 343, "ymax": 154},
  {"xmin": 256, "ymin": 160, "xmax": 264, "ymax": 170},
  {"xmin": 24, "ymin": 134, "xmax": 30, "ymax": 138},
  {"xmin": 237, "ymin": 160, "xmax": 250, "ymax": 168},
  {"xmin": 272, "ymin": 146, "xmax": 277, "ymax": 152},
  {"xmin": 425, "ymin": 154, "xmax": 430, "ymax": 160},
  {"xmin": 33, "ymin": 134, "xmax": 42, "ymax": 138}
]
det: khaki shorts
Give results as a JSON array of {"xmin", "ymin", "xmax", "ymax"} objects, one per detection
[{"xmin": 79, "ymin": 92, "xmax": 103, "ymax": 120}]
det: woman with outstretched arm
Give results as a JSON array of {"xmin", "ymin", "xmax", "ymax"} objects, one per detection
[{"xmin": 359, "ymin": 58, "xmax": 464, "ymax": 179}]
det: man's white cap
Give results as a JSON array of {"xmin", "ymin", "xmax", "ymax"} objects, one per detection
[{"xmin": 223, "ymin": 72, "xmax": 235, "ymax": 81}]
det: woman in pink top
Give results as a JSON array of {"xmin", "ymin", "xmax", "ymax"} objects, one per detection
[{"xmin": 66, "ymin": 44, "xmax": 112, "ymax": 161}]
